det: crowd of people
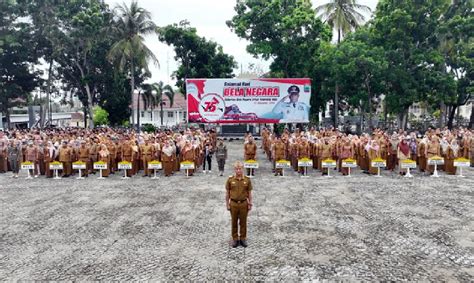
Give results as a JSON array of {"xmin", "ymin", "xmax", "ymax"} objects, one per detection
[
  {"xmin": 259, "ymin": 127, "xmax": 474, "ymax": 176},
  {"xmin": 0, "ymin": 127, "xmax": 228, "ymax": 178},
  {"xmin": 0, "ymin": 126, "xmax": 473, "ymax": 179}
]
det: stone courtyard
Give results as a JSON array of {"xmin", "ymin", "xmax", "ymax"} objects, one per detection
[{"xmin": 0, "ymin": 140, "xmax": 473, "ymax": 281}]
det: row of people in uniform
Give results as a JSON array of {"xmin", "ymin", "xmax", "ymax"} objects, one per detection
[
  {"xmin": 0, "ymin": 128, "xmax": 229, "ymax": 178},
  {"xmin": 260, "ymin": 127, "xmax": 473, "ymax": 176}
]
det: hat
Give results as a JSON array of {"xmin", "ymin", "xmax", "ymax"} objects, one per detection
[{"xmin": 288, "ymin": 85, "xmax": 300, "ymax": 94}]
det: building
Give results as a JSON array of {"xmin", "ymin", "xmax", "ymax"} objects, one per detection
[{"xmin": 131, "ymin": 92, "xmax": 187, "ymax": 127}]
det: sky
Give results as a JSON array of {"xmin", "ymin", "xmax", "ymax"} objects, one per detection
[{"xmin": 104, "ymin": 0, "xmax": 379, "ymax": 85}]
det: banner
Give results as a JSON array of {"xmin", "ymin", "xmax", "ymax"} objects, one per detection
[{"xmin": 186, "ymin": 78, "xmax": 311, "ymax": 124}]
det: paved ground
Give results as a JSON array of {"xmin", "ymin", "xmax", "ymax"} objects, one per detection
[{"xmin": 1, "ymin": 140, "xmax": 473, "ymax": 281}]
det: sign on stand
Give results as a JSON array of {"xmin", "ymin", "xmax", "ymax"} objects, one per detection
[
  {"xmin": 454, "ymin": 157, "xmax": 470, "ymax": 178},
  {"xmin": 73, "ymin": 161, "xmax": 87, "ymax": 179},
  {"xmin": 400, "ymin": 159, "xmax": 417, "ymax": 178},
  {"xmin": 298, "ymin": 158, "xmax": 313, "ymax": 177},
  {"xmin": 148, "ymin": 160, "xmax": 162, "ymax": 179},
  {"xmin": 180, "ymin": 161, "xmax": 195, "ymax": 177},
  {"xmin": 21, "ymin": 161, "xmax": 35, "ymax": 179},
  {"xmin": 321, "ymin": 159, "xmax": 336, "ymax": 178},
  {"xmin": 244, "ymin": 160, "xmax": 259, "ymax": 178},
  {"xmin": 428, "ymin": 156, "xmax": 444, "ymax": 178},
  {"xmin": 342, "ymin": 158, "xmax": 357, "ymax": 177},
  {"xmin": 118, "ymin": 161, "xmax": 132, "ymax": 179},
  {"xmin": 94, "ymin": 161, "xmax": 108, "ymax": 179},
  {"xmin": 371, "ymin": 158, "xmax": 387, "ymax": 177},
  {"xmin": 275, "ymin": 159, "xmax": 290, "ymax": 177},
  {"xmin": 49, "ymin": 161, "xmax": 64, "ymax": 179}
]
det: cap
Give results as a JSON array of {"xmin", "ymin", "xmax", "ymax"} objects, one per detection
[{"xmin": 288, "ymin": 85, "xmax": 300, "ymax": 94}]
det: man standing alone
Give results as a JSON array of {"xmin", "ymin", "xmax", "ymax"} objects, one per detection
[{"xmin": 226, "ymin": 161, "xmax": 253, "ymax": 248}]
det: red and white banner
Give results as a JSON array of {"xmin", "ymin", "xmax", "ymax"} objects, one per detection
[{"xmin": 186, "ymin": 78, "xmax": 311, "ymax": 124}]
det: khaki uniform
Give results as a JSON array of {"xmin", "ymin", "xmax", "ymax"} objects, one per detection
[
  {"xmin": 58, "ymin": 146, "xmax": 73, "ymax": 176},
  {"xmin": 244, "ymin": 142, "xmax": 257, "ymax": 175},
  {"xmin": 121, "ymin": 143, "xmax": 134, "ymax": 177},
  {"xmin": 273, "ymin": 141, "xmax": 286, "ymax": 175},
  {"xmin": 78, "ymin": 146, "xmax": 90, "ymax": 176},
  {"xmin": 140, "ymin": 144, "xmax": 154, "ymax": 176},
  {"xmin": 25, "ymin": 146, "xmax": 39, "ymax": 175},
  {"xmin": 226, "ymin": 175, "xmax": 253, "ymax": 241}
]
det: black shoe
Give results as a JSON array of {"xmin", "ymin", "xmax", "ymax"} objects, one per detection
[
  {"xmin": 240, "ymin": 240, "xmax": 248, "ymax": 248},
  {"xmin": 231, "ymin": 240, "xmax": 239, "ymax": 248}
]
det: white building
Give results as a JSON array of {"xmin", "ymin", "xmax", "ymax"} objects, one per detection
[{"xmin": 131, "ymin": 92, "xmax": 187, "ymax": 127}]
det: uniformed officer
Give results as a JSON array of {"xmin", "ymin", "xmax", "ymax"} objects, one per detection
[
  {"xmin": 244, "ymin": 136, "xmax": 257, "ymax": 176},
  {"xmin": 225, "ymin": 161, "xmax": 253, "ymax": 248},
  {"xmin": 272, "ymin": 85, "xmax": 310, "ymax": 122}
]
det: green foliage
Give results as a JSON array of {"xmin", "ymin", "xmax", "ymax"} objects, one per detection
[
  {"xmin": 227, "ymin": 0, "xmax": 332, "ymax": 121},
  {"xmin": 158, "ymin": 22, "xmax": 237, "ymax": 95},
  {"xmin": 93, "ymin": 106, "xmax": 109, "ymax": 126},
  {"xmin": 141, "ymin": 123, "xmax": 156, "ymax": 133},
  {"xmin": 0, "ymin": 0, "xmax": 42, "ymax": 127}
]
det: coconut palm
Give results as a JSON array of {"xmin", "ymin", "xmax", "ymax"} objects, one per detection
[
  {"xmin": 315, "ymin": 0, "xmax": 371, "ymax": 128},
  {"xmin": 107, "ymin": 1, "xmax": 159, "ymax": 129},
  {"xmin": 315, "ymin": 0, "xmax": 371, "ymax": 44},
  {"xmin": 142, "ymin": 82, "xmax": 175, "ymax": 126}
]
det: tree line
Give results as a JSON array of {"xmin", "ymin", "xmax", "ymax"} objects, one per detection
[
  {"xmin": 228, "ymin": 0, "xmax": 473, "ymax": 130},
  {"xmin": 0, "ymin": 0, "xmax": 236, "ymax": 129},
  {"xmin": 1, "ymin": 0, "xmax": 472, "ymax": 130}
]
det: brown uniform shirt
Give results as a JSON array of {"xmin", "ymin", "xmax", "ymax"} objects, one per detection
[
  {"xmin": 226, "ymin": 176, "xmax": 253, "ymax": 201},
  {"xmin": 244, "ymin": 143, "xmax": 257, "ymax": 160}
]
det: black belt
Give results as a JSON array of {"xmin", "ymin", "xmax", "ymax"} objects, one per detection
[{"xmin": 231, "ymin": 199, "xmax": 247, "ymax": 204}]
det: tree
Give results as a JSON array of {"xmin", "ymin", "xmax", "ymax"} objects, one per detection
[
  {"xmin": 142, "ymin": 82, "xmax": 176, "ymax": 126},
  {"xmin": 0, "ymin": 0, "xmax": 41, "ymax": 128},
  {"xmin": 158, "ymin": 21, "xmax": 237, "ymax": 96},
  {"xmin": 64, "ymin": 1, "xmax": 110, "ymax": 129},
  {"xmin": 437, "ymin": 0, "xmax": 473, "ymax": 128},
  {"xmin": 227, "ymin": 0, "xmax": 332, "ymax": 122},
  {"xmin": 331, "ymin": 28, "xmax": 388, "ymax": 132},
  {"xmin": 372, "ymin": 0, "xmax": 454, "ymax": 129},
  {"xmin": 315, "ymin": 0, "xmax": 371, "ymax": 127},
  {"xmin": 108, "ymin": 1, "xmax": 159, "ymax": 129}
]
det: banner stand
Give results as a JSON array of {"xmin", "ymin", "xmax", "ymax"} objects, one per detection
[
  {"xmin": 458, "ymin": 167, "xmax": 465, "ymax": 178},
  {"xmin": 405, "ymin": 167, "xmax": 413, "ymax": 178}
]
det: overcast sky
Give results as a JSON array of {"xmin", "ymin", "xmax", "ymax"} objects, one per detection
[{"xmin": 104, "ymin": 0, "xmax": 379, "ymax": 85}]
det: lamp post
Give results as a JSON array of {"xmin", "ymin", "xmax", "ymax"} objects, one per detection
[
  {"xmin": 134, "ymin": 89, "xmax": 140, "ymax": 132},
  {"xmin": 151, "ymin": 89, "xmax": 156, "ymax": 126}
]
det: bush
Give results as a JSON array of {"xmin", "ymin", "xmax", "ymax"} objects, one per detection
[
  {"xmin": 142, "ymin": 123, "xmax": 156, "ymax": 133},
  {"xmin": 93, "ymin": 106, "xmax": 109, "ymax": 126}
]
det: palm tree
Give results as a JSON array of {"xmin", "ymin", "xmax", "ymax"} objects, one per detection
[
  {"xmin": 315, "ymin": 0, "xmax": 371, "ymax": 128},
  {"xmin": 108, "ymin": 1, "xmax": 159, "ymax": 130},
  {"xmin": 142, "ymin": 82, "xmax": 175, "ymax": 126}
]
